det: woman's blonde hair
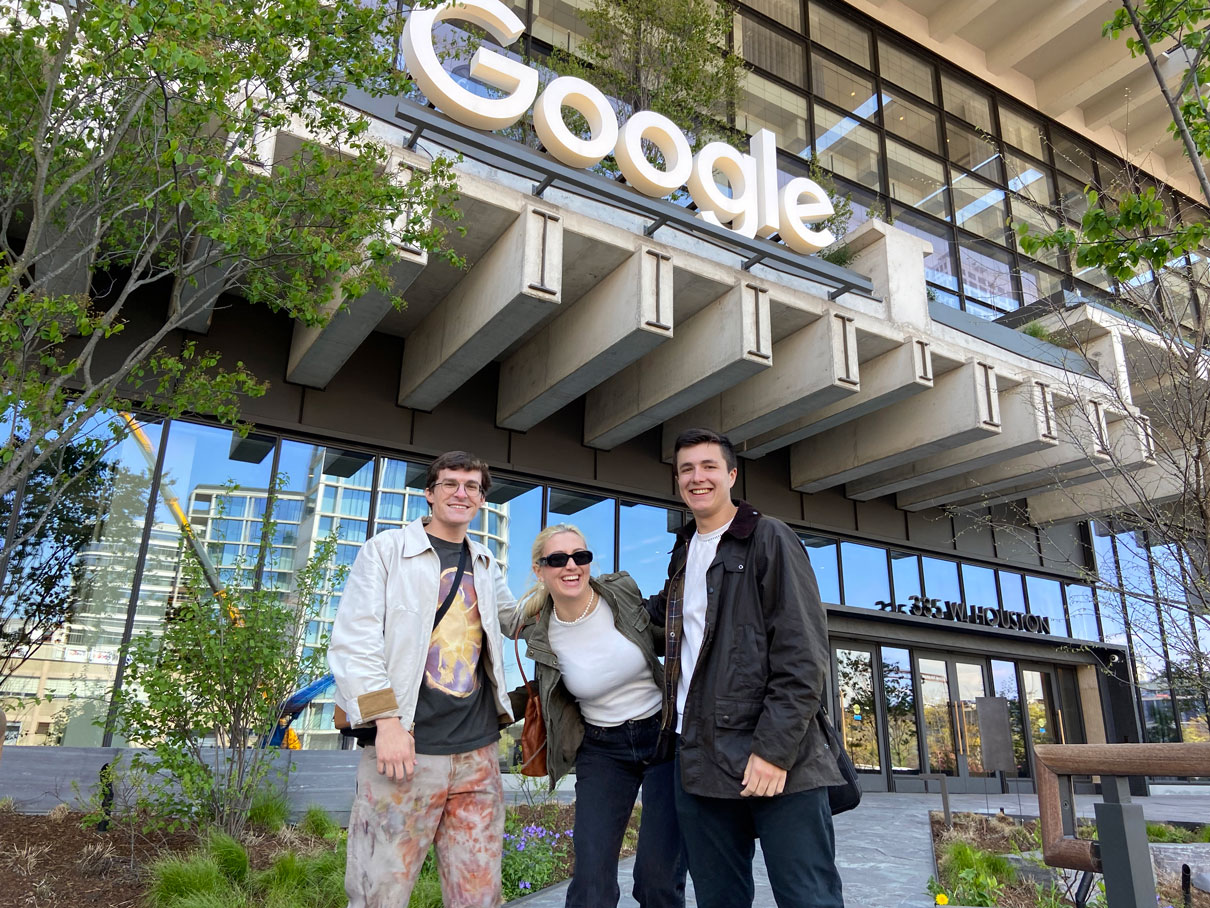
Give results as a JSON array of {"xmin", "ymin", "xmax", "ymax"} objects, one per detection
[{"xmin": 518, "ymin": 523, "xmax": 588, "ymax": 619}]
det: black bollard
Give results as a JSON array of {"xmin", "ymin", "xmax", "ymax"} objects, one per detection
[{"xmin": 1182, "ymin": 864, "xmax": 1191, "ymax": 908}]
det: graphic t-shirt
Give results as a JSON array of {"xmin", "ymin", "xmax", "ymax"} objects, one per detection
[{"xmin": 411, "ymin": 534, "xmax": 500, "ymax": 755}]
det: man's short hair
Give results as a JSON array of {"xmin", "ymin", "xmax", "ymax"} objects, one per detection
[
  {"xmin": 673, "ymin": 428, "xmax": 738, "ymax": 473},
  {"xmin": 425, "ymin": 451, "xmax": 492, "ymax": 496}
]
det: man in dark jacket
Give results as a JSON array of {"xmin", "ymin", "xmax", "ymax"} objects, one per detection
[{"xmin": 650, "ymin": 427, "xmax": 844, "ymax": 908}]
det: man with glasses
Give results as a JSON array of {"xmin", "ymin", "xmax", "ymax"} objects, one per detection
[{"xmin": 330, "ymin": 450, "xmax": 516, "ymax": 908}]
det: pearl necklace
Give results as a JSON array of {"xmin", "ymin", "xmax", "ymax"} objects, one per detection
[{"xmin": 553, "ymin": 589, "xmax": 598, "ymax": 626}]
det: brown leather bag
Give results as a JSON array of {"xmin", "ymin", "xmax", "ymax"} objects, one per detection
[{"xmin": 514, "ymin": 623, "xmax": 547, "ymax": 777}]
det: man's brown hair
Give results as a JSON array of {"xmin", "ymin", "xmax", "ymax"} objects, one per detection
[{"xmin": 425, "ymin": 451, "xmax": 492, "ymax": 496}]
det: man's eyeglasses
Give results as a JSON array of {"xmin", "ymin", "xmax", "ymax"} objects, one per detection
[
  {"xmin": 538, "ymin": 550, "xmax": 594, "ymax": 568},
  {"xmin": 431, "ymin": 479, "xmax": 484, "ymax": 497}
]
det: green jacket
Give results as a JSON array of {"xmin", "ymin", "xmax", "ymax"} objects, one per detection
[{"xmin": 508, "ymin": 572, "xmax": 665, "ymax": 786}]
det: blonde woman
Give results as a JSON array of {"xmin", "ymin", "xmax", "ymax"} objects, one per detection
[{"xmin": 507, "ymin": 524, "xmax": 685, "ymax": 908}]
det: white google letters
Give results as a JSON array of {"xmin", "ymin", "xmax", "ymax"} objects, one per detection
[{"xmin": 401, "ymin": 0, "xmax": 835, "ymax": 255}]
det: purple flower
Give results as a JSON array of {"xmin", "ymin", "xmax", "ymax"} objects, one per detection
[{"xmin": 520, "ymin": 882, "xmax": 531, "ymax": 890}]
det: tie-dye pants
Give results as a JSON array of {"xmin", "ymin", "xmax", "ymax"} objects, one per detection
[{"xmin": 345, "ymin": 742, "xmax": 504, "ymax": 908}]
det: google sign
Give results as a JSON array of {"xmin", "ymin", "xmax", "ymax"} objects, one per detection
[{"xmin": 402, "ymin": 0, "xmax": 837, "ymax": 255}]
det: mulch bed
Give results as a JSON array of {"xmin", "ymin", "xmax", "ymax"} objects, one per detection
[{"xmin": 0, "ymin": 801, "xmax": 631, "ymax": 907}]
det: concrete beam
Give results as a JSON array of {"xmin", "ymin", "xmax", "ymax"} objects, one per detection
[
  {"xmin": 846, "ymin": 379, "xmax": 1060, "ymax": 500},
  {"xmin": 172, "ymin": 237, "xmax": 231, "ymax": 334},
  {"xmin": 1036, "ymin": 39, "xmax": 1149, "ymax": 114},
  {"xmin": 846, "ymin": 221, "xmax": 933, "ymax": 332},
  {"xmin": 288, "ymin": 250, "xmax": 428, "ymax": 389},
  {"xmin": 986, "ymin": 0, "xmax": 1109, "ymax": 74},
  {"xmin": 895, "ymin": 399, "xmax": 1114, "ymax": 511},
  {"xmin": 1084, "ymin": 74, "xmax": 1162, "ymax": 130},
  {"xmin": 583, "ymin": 281, "xmax": 773, "ymax": 450},
  {"xmin": 737, "ymin": 338, "xmax": 935, "ymax": 459},
  {"xmin": 929, "ymin": 0, "xmax": 996, "ymax": 41},
  {"xmin": 790, "ymin": 359, "xmax": 1002, "ymax": 493},
  {"xmin": 497, "ymin": 246, "xmax": 675, "ymax": 431},
  {"xmin": 660, "ymin": 311, "xmax": 860, "ymax": 460},
  {"xmin": 1027, "ymin": 451, "xmax": 1186, "ymax": 525},
  {"xmin": 398, "ymin": 205, "xmax": 563, "ymax": 411}
]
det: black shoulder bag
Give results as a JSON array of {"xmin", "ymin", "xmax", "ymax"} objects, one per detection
[
  {"xmin": 339, "ymin": 541, "xmax": 470, "ymax": 747},
  {"xmin": 818, "ymin": 706, "xmax": 862, "ymax": 815}
]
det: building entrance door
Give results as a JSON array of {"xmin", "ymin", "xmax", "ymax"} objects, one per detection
[{"xmin": 916, "ymin": 653, "xmax": 999, "ymax": 793}]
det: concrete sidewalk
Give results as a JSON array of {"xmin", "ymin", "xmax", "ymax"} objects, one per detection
[{"xmin": 510, "ymin": 787, "xmax": 1210, "ymax": 908}]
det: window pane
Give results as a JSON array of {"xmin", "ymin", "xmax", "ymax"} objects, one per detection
[
  {"xmin": 743, "ymin": 0, "xmax": 802, "ymax": 29},
  {"xmin": 812, "ymin": 56, "xmax": 878, "ymax": 119},
  {"xmin": 809, "ymin": 4, "xmax": 870, "ymax": 67},
  {"xmin": 961, "ymin": 563, "xmax": 997, "ymax": 606},
  {"xmin": 619, "ymin": 502, "xmax": 681, "ymax": 601},
  {"xmin": 738, "ymin": 71, "xmax": 809, "ymax": 155},
  {"xmin": 812, "ymin": 104, "xmax": 883, "ymax": 191},
  {"xmin": 881, "ymin": 647, "xmax": 920, "ymax": 772},
  {"xmin": 999, "ymin": 106, "xmax": 1046, "ymax": 159},
  {"xmin": 548, "ymin": 488, "xmax": 615, "ymax": 573},
  {"xmin": 922, "ymin": 557, "xmax": 960, "ymax": 601},
  {"xmin": 1005, "ymin": 151, "xmax": 1054, "ymax": 204},
  {"xmin": 740, "ymin": 15, "xmax": 805, "ymax": 84},
  {"xmin": 884, "ymin": 93, "xmax": 940, "ymax": 153},
  {"xmin": 495, "ymin": 482, "xmax": 542, "ymax": 694},
  {"xmin": 1057, "ymin": 173, "xmax": 1091, "ymax": 222},
  {"xmin": 946, "ymin": 120, "xmax": 1002, "ymax": 181},
  {"xmin": 835, "ymin": 649, "xmax": 880, "ymax": 771},
  {"xmin": 1065, "ymin": 583, "xmax": 1099, "ymax": 641},
  {"xmin": 1051, "ymin": 131, "xmax": 1095, "ymax": 182},
  {"xmin": 1018, "ymin": 261, "xmax": 1066, "ymax": 307},
  {"xmin": 892, "ymin": 209, "xmax": 960, "ymax": 290},
  {"xmin": 959, "ymin": 240, "xmax": 1017, "ymax": 311},
  {"xmin": 941, "ymin": 73, "xmax": 992, "ymax": 132},
  {"xmin": 991, "ymin": 660, "xmax": 1029, "ymax": 776},
  {"xmin": 1026, "ymin": 576, "xmax": 1068, "ymax": 636},
  {"xmin": 802, "ymin": 534, "xmax": 841, "ymax": 604},
  {"xmin": 879, "ymin": 42, "xmax": 935, "ymax": 102},
  {"xmin": 886, "ymin": 140, "xmax": 948, "ymax": 219},
  {"xmin": 890, "ymin": 551, "xmax": 922, "ymax": 601},
  {"xmin": 841, "ymin": 542, "xmax": 890, "ymax": 607},
  {"xmin": 1010, "ymin": 196, "xmax": 1064, "ymax": 269},
  {"xmin": 952, "ymin": 171, "xmax": 1010, "ymax": 243}
]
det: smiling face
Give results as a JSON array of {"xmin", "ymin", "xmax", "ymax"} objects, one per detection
[
  {"xmin": 676, "ymin": 441, "xmax": 738, "ymax": 528},
  {"xmin": 424, "ymin": 467, "xmax": 485, "ymax": 542},
  {"xmin": 535, "ymin": 530, "xmax": 591, "ymax": 603}
]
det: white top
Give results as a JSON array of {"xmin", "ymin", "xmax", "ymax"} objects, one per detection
[
  {"xmin": 676, "ymin": 519, "xmax": 733, "ymax": 734},
  {"xmin": 548, "ymin": 598, "xmax": 662, "ymax": 727}
]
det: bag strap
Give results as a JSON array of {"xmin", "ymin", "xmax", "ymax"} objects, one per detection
[
  {"xmin": 433, "ymin": 541, "xmax": 469, "ymax": 630},
  {"xmin": 513, "ymin": 617, "xmax": 538, "ymax": 700}
]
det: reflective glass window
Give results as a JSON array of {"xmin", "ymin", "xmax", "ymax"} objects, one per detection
[
  {"xmin": 884, "ymin": 94, "xmax": 940, "ymax": 153},
  {"xmin": 740, "ymin": 15, "xmax": 805, "ymax": 84},
  {"xmin": 878, "ymin": 43, "xmax": 935, "ymax": 102},
  {"xmin": 892, "ymin": 209, "xmax": 960, "ymax": 290},
  {"xmin": 1021, "ymin": 668, "xmax": 1058, "ymax": 745},
  {"xmin": 809, "ymin": 4, "xmax": 870, "ymax": 67},
  {"xmin": 812, "ymin": 56, "xmax": 879, "ymax": 120},
  {"xmin": 1115, "ymin": 531, "xmax": 1155, "ymax": 600},
  {"xmin": 991, "ymin": 660, "xmax": 1029, "ymax": 775},
  {"xmin": 1051, "ymin": 131, "xmax": 1095, "ymax": 182},
  {"xmin": 801, "ymin": 534, "xmax": 841, "ymax": 604},
  {"xmin": 1057, "ymin": 173, "xmax": 1092, "ymax": 222},
  {"xmin": 743, "ymin": 0, "xmax": 802, "ymax": 29},
  {"xmin": 1065, "ymin": 583, "xmax": 1099, "ymax": 641},
  {"xmin": 960, "ymin": 563, "xmax": 997, "ymax": 607},
  {"xmin": 922, "ymin": 557, "xmax": 960, "ymax": 601},
  {"xmin": 952, "ymin": 171, "xmax": 1010, "ymax": 243},
  {"xmin": 739, "ymin": 72, "xmax": 809, "ymax": 155},
  {"xmin": 1010, "ymin": 197, "xmax": 1065, "ymax": 269},
  {"xmin": 1100, "ymin": 589, "xmax": 1130, "ymax": 649},
  {"xmin": 548, "ymin": 488, "xmax": 615, "ymax": 573},
  {"xmin": 959, "ymin": 240, "xmax": 1017, "ymax": 310},
  {"xmin": 941, "ymin": 73, "xmax": 993, "ymax": 132},
  {"xmin": 840, "ymin": 542, "xmax": 890, "ymax": 607},
  {"xmin": 812, "ymin": 104, "xmax": 882, "ymax": 191},
  {"xmin": 619, "ymin": 502, "xmax": 680, "ymax": 602},
  {"xmin": 529, "ymin": 0, "xmax": 590, "ymax": 54},
  {"xmin": 1150, "ymin": 542, "xmax": 1186, "ymax": 603},
  {"xmin": 945, "ymin": 120, "xmax": 1002, "ymax": 181},
  {"xmin": 890, "ymin": 550, "xmax": 922, "ymax": 602},
  {"xmin": 1005, "ymin": 150, "xmax": 1054, "ymax": 205},
  {"xmin": 999, "ymin": 571, "xmax": 1026, "ymax": 611},
  {"xmin": 881, "ymin": 647, "xmax": 920, "ymax": 772},
  {"xmin": 999, "ymin": 106, "xmax": 1046, "ymax": 159},
  {"xmin": 835, "ymin": 648, "xmax": 880, "ymax": 771},
  {"xmin": 886, "ymin": 140, "xmax": 948, "ymax": 219},
  {"xmin": 1026, "ymin": 575, "xmax": 1068, "ymax": 636},
  {"xmin": 1018, "ymin": 261, "xmax": 1066, "ymax": 307},
  {"xmin": 492, "ymin": 480, "xmax": 542, "ymax": 692}
]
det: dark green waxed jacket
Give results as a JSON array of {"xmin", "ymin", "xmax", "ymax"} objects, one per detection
[{"xmin": 504, "ymin": 571, "xmax": 665, "ymax": 787}]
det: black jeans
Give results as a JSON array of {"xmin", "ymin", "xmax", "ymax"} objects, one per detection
[
  {"xmin": 566, "ymin": 714, "xmax": 687, "ymax": 908},
  {"xmin": 672, "ymin": 755, "xmax": 843, "ymax": 908}
]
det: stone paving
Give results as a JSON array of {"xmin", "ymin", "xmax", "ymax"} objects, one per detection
[{"xmin": 506, "ymin": 784, "xmax": 1210, "ymax": 908}]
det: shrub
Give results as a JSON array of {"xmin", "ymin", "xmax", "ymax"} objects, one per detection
[
  {"xmin": 298, "ymin": 805, "xmax": 340, "ymax": 839},
  {"xmin": 1146, "ymin": 822, "xmax": 1195, "ymax": 844},
  {"xmin": 205, "ymin": 830, "xmax": 250, "ymax": 885},
  {"xmin": 146, "ymin": 854, "xmax": 229, "ymax": 908},
  {"xmin": 935, "ymin": 841, "xmax": 1015, "ymax": 908},
  {"xmin": 248, "ymin": 788, "xmax": 290, "ymax": 833}
]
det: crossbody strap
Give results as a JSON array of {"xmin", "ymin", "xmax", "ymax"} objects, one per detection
[{"xmin": 432, "ymin": 541, "xmax": 469, "ymax": 629}]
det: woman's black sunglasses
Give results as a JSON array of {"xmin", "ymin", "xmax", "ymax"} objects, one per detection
[{"xmin": 538, "ymin": 550, "xmax": 594, "ymax": 568}]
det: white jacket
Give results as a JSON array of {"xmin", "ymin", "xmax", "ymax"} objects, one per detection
[{"xmin": 328, "ymin": 517, "xmax": 518, "ymax": 729}]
